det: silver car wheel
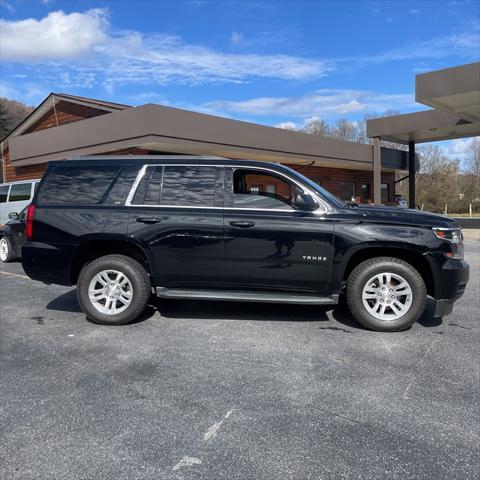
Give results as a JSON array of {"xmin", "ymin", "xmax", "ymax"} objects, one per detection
[
  {"xmin": 88, "ymin": 269, "xmax": 133, "ymax": 315},
  {"xmin": 0, "ymin": 238, "xmax": 9, "ymax": 262},
  {"xmin": 362, "ymin": 272, "xmax": 413, "ymax": 321}
]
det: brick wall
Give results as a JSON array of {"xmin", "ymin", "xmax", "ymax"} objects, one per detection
[{"xmin": 287, "ymin": 164, "xmax": 395, "ymax": 204}]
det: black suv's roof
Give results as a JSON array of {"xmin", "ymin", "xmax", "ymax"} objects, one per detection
[{"xmin": 49, "ymin": 156, "xmax": 292, "ymax": 172}]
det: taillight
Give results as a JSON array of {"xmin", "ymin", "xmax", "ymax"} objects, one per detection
[{"xmin": 26, "ymin": 204, "xmax": 36, "ymax": 240}]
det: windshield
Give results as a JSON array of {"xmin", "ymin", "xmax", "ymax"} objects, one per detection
[{"xmin": 281, "ymin": 165, "xmax": 344, "ymax": 208}]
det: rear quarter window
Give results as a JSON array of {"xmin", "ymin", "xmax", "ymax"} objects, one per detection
[{"xmin": 37, "ymin": 165, "xmax": 130, "ymax": 205}]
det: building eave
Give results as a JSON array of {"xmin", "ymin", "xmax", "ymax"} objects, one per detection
[{"xmin": 8, "ymin": 102, "xmax": 408, "ymax": 172}]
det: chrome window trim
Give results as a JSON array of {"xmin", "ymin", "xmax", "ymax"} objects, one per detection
[{"xmin": 125, "ymin": 163, "xmax": 329, "ymax": 214}]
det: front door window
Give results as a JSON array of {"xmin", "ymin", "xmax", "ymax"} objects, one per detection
[{"xmin": 232, "ymin": 169, "xmax": 299, "ymax": 210}]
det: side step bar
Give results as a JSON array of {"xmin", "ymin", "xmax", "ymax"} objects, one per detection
[{"xmin": 156, "ymin": 287, "xmax": 338, "ymax": 305}]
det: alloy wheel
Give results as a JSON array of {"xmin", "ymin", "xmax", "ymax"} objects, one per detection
[
  {"xmin": 88, "ymin": 269, "xmax": 133, "ymax": 315},
  {"xmin": 0, "ymin": 238, "xmax": 9, "ymax": 262},
  {"xmin": 362, "ymin": 272, "xmax": 413, "ymax": 321}
]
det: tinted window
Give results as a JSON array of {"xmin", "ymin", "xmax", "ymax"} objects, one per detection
[
  {"xmin": 233, "ymin": 169, "xmax": 297, "ymax": 210},
  {"xmin": 104, "ymin": 166, "xmax": 140, "ymax": 205},
  {"xmin": 38, "ymin": 166, "xmax": 120, "ymax": 204},
  {"xmin": 8, "ymin": 183, "xmax": 31, "ymax": 202},
  {"xmin": 162, "ymin": 166, "xmax": 217, "ymax": 206},
  {"xmin": 144, "ymin": 167, "xmax": 163, "ymax": 205},
  {"xmin": 0, "ymin": 185, "xmax": 9, "ymax": 203},
  {"xmin": 133, "ymin": 166, "xmax": 218, "ymax": 207}
]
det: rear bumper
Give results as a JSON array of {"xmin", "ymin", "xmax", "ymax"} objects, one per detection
[{"xmin": 22, "ymin": 241, "xmax": 73, "ymax": 286}]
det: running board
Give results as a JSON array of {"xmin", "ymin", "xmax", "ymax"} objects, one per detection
[{"xmin": 156, "ymin": 287, "xmax": 338, "ymax": 305}]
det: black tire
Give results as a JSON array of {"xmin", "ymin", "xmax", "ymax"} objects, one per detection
[
  {"xmin": 77, "ymin": 254, "xmax": 151, "ymax": 325},
  {"xmin": 346, "ymin": 257, "xmax": 426, "ymax": 332},
  {"xmin": 0, "ymin": 236, "xmax": 15, "ymax": 263}
]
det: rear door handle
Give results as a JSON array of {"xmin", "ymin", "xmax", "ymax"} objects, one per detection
[
  {"xmin": 136, "ymin": 217, "xmax": 162, "ymax": 224},
  {"xmin": 229, "ymin": 221, "xmax": 255, "ymax": 228}
]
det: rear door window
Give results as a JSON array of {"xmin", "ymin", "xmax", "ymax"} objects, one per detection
[
  {"xmin": 132, "ymin": 165, "xmax": 220, "ymax": 207},
  {"xmin": 8, "ymin": 183, "xmax": 32, "ymax": 202}
]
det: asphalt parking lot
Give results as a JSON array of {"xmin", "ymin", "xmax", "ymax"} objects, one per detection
[{"xmin": 1, "ymin": 242, "xmax": 479, "ymax": 480}]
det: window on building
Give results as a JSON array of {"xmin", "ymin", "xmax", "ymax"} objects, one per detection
[
  {"xmin": 361, "ymin": 183, "xmax": 371, "ymax": 202},
  {"xmin": 133, "ymin": 165, "xmax": 219, "ymax": 207},
  {"xmin": 0, "ymin": 185, "xmax": 9, "ymax": 203},
  {"xmin": 339, "ymin": 182, "xmax": 355, "ymax": 202},
  {"xmin": 8, "ymin": 183, "xmax": 32, "ymax": 202},
  {"xmin": 381, "ymin": 183, "xmax": 390, "ymax": 203},
  {"xmin": 232, "ymin": 169, "xmax": 298, "ymax": 210}
]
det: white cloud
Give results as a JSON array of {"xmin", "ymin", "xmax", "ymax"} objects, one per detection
[
  {"xmin": 445, "ymin": 138, "xmax": 477, "ymax": 158},
  {"xmin": 0, "ymin": 80, "xmax": 47, "ymax": 103},
  {"xmin": 230, "ymin": 31, "xmax": 243, "ymax": 46},
  {"xmin": 1, "ymin": 8, "xmax": 477, "ymax": 93},
  {"xmin": 0, "ymin": 9, "xmax": 108, "ymax": 61},
  {"xmin": 200, "ymin": 89, "xmax": 416, "ymax": 118},
  {"xmin": 0, "ymin": 8, "xmax": 331, "ymax": 85},
  {"xmin": 409, "ymin": 9, "xmax": 421, "ymax": 14},
  {"xmin": 275, "ymin": 121, "xmax": 297, "ymax": 130},
  {"xmin": 349, "ymin": 21, "xmax": 480, "ymax": 65},
  {"xmin": 0, "ymin": 1, "xmax": 14, "ymax": 13}
]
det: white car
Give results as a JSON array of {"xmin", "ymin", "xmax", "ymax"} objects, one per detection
[{"xmin": 0, "ymin": 179, "xmax": 41, "ymax": 226}]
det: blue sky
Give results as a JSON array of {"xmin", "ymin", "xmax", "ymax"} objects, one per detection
[{"xmin": 0, "ymin": 0, "xmax": 479, "ymax": 157}]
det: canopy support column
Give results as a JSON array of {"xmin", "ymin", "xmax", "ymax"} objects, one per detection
[
  {"xmin": 373, "ymin": 137, "xmax": 382, "ymax": 205},
  {"xmin": 408, "ymin": 140, "xmax": 416, "ymax": 209}
]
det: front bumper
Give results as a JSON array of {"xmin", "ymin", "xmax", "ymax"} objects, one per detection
[
  {"xmin": 432, "ymin": 299, "xmax": 455, "ymax": 318},
  {"xmin": 430, "ymin": 257, "xmax": 469, "ymax": 317}
]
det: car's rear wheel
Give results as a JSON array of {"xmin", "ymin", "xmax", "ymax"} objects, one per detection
[
  {"xmin": 346, "ymin": 257, "xmax": 426, "ymax": 332},
  {"xmin": 0, "ymin": 237, "xmax": 15, "ymax": 263},
  {"xmin": 77, "ymin": 254, "xmax": 151, "ymax": 325}
]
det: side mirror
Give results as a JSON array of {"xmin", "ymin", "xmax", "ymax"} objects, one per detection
[
  {"xmin": 8, "ymin": 212, "xmax": 19, "ymax": 221},
  {"xmin": 296, "ymin": 193, "xmax": 318, "ymax": 211}
]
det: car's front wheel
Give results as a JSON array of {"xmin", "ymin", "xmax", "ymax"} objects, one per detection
[
  {"xmin": 0, "ymin": 237, "xmax": 15, "ymax": 263},
  {"xmin": 77, "ymin": 254, "xmax": 151, "ymax": 325},
  {"xmin": 346, "ymin": 257, "xmax": 426, "ymax": 332}
]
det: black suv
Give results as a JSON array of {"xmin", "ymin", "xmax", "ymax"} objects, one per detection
[{"xmin": 22, "ymin": 156, "xmax": 469, "ymax": 331}]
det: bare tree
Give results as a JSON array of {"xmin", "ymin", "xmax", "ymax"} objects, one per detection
[
  {"xmin": 416, "ymin": 144, "xmax": 459, "ymax": 212},
  {"xmin": 302, "ymin": 118, "xmax": 329, "ymax": 136},
  {"xmin": 464, "ymin": 137, "xmax": 480, "ymax": 177}
]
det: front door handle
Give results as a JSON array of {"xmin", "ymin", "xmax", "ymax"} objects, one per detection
[
  {"xmin": 136, "ymin": 217, "xmax": 162, "ymax": 224},
  {"xmin": 229, "ymin": 221, "xmax": 255, "ymax": 228}
]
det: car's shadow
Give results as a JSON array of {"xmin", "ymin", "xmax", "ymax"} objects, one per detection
[{"xmin": 46, "ymin": 290, "xmax": 443, "ymax": 330}]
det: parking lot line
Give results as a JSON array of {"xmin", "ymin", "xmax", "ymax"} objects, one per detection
[{"xmin": 0, "ymin": 270, "xmax": 30, "ymax": 280}]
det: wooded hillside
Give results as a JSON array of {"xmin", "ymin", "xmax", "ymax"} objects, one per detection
[{"xmin": 0, "ymin": 97, "xmax": 34, "ymax": 140}]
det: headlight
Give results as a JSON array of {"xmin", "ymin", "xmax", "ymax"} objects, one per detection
[{"xmin": 433, "ymin": 227, "xmax": 464, "ymax": 259}]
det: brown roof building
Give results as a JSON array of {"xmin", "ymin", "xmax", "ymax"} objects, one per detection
[{"xmin": 1, "ymin": 92, "xmax": 409, "ymax": 205}]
